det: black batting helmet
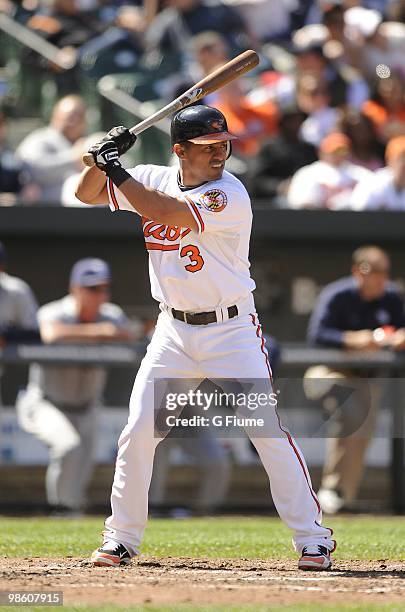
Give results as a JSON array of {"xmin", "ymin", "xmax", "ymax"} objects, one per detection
[{"xmin": 171, "ymin": 105, "xmax": 237, "ymax": 148}]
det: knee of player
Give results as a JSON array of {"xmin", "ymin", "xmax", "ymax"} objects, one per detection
[{"xmin": 51, "ymin": 429, "xmax": 82, "ymax": 458}]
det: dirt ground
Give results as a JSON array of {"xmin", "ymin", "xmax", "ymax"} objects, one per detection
[{"xmin": 1, "ymin": 557, "xmax": 404, "ymax": 607}]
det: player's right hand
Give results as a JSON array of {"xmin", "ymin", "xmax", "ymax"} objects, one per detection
[
  {"xmin": 102, "ymin": 126, "xmax": 137, "ymax": 156},
  {"xmin": 88, "ymin": 140, "xmax": 121, "ymax": 170}
]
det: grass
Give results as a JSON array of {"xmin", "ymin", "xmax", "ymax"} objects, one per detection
[
  {"xmin": 1, "ymin": 515, "xmax": 405, "ymax": 560},
  {"xmin": 1, "ymin": 517, "xmax": 404, "ymax": 612}
]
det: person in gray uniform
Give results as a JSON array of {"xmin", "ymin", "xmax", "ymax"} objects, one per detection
[
  {"xmin": 0, "ymin": 241, "xmax": 39, "ymax": 403},
  {"xmin": 0, "ymin": 241, "xmax": 39, "ymax": 348},
  {"xmin": 17, "ymin": 258, "xmax": 133, "ymax": 515}
]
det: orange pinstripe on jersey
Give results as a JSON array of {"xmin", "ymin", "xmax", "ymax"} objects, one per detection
[{"xmin": 184, "ymin": 196, "xmax": 205, "ymax": 233}]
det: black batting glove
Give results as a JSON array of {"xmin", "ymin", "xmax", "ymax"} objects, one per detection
[
  {"xmin": 88, "ymin": 140, "xmax": 120, "ymax": 170},
  {"xmin": 88, "ymin": 140, "xmax": 131, "ymax": 187},
  {"xmin": 101, "ymin": 126, "xmax": 137, "ymax": 156}
]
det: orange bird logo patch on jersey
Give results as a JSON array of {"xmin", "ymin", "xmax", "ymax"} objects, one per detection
[{"xmin": 200, "ymin": 189, "xmax": 227, "ymax": 212}]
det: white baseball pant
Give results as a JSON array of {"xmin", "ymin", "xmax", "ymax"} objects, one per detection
[{"xmin": 104, "ymin": 304, "xmax": 335, "ymax": 555}]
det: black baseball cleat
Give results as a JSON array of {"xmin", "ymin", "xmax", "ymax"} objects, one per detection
[
  {"xmin": 91, "ymin": 541, "xmax": 132, "ymax": 567},
  {"xmin": 298, "ymin": 544, "xmax": 332, "ymax": 570}
]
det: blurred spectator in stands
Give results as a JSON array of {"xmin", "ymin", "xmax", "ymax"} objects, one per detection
[
  {"xmin": 296, "ymin": 73, "xmax": 339, "ymax": 147},
  {"xmin": 0, "ymin": 110, "xmax": 40, "ymax": 206},
  {"xmin": 351, "ymin": 135, "xmax": 405, "ymax": 210},
  {"xmin": 191, "ymin": 30, "xmax": 229, "ymax": 76},
  {"xmin": 0, "ymin": 0, "xmax": 14, "ymax": 17},
  {"xmin": 338, "ymin": 109, "xmax": 384, "ymax": 171},
  {"xmin": 220, "ymin": 0, "xmax": 297, "ymax": 44},
  {"xmin": 61, "ymin": 131, "xmax": 106, "ymax": 207},
  {"xmin": 24, "ymin": 0, "xmax": 105, "ymax": 92},
  {"xmin": 287, "ymin": 132, "xmax": 371, "ymax": 209},
  {"xmin": 27, "ymin": 0, "xmax": 104, "ymax": 47},
  {"xmin": 16, "ymin": 95, "xmax": 87, "ymax": 204},
  {"xmin": 215, "ymin": 80, "xmax": 278, "ymax": 157},
  {"xmin": 344, "ymin": 7, "xmax": 405, "ymax": 79},
  {"xmin": 17, "ymin": 258, "xmax": 135, "ymax": 515},
  {"xmin": 305, "ymin": 1, "xmax": 388, "ymax": 30},
  {"xmin": 294, "ymin": 3, "xmax": 363, "ymax": 75},
  {"xmin": 184, "ymin": 31, "xmax": 230, "ymax": 104},
  {"xmin": 291, "ymin": 39, "xmax": 369, "ymax": 109},
  {"xmin": 321, "ymin": 2, "xmax": 365, "ymax": 70},
  {"xmin": 79, "ymin": 5, "xmax": 147, "ymax": 80},
  {"xmin": 189, "ymin": 30, "xmax": 278, "ymax": 155},
  {"xmin": 362, "ymin": 72, "xmax": 405, "ymax": 144},
  {"xmin": 249, "ymin": 104, "xmax": 318, "ymax": 200},
  {"xmin": 305, "ymin": 246, "xmax": 405, "ymax": 513},
  {"xmin": 144, "ymin": 0, "xmax": 248, "ymax": 62}
]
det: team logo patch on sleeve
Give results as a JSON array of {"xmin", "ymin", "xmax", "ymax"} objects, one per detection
[{"xmin": 200, "ymin": 189, "xmax": 228, "ymax": 212}]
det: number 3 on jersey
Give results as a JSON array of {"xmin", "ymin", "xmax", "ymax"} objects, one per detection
[{"xmin": 180, "ymin": 244, "xmax": 204, "ymax": 272}]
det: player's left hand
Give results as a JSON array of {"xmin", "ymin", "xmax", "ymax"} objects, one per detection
[
  {"xmin": 102, "ymin": 126, "xmax": 137, "ymax": 156},
  {"xmin": 88, "ymin": 140, "xmax": 121, "ymax": 170}
]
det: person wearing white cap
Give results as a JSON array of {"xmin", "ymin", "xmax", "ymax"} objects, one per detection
[
  {"xmin": 344, "ymin": 6, "xmax": 405, "ymax": 78},
  {"xmin": 287, "ymin": 132, "xmax": 372, "ymax": 209},
  {"xmin": 17, "ymin": 258, "xmax": 134, "ymax": 515},
  {"xmin": 351, "ymin": 135, "xmax": 405, "ymax": 210}
]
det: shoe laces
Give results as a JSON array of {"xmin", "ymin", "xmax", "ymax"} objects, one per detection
[
  {"xmin": 302, "ymin": 544, "xmax": 328, "ymax": 557},
  {"xmin": 103, "ymin": 540, "xmax": 123, "ymax": 553}
]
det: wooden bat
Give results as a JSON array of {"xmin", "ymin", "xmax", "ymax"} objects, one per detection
[{"xmin": 83, "ymin": 49, "xmax": 259, "ymax": 167}]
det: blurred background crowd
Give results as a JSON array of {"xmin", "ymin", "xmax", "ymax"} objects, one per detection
[{"xmin": 0, "ymin": 0, "xmax": 404, "ymax": 209}]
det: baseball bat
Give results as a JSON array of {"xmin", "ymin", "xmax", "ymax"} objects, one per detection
[{"xmin": 83, "ymin": 49, "xmax": 259, "ymax": 167}]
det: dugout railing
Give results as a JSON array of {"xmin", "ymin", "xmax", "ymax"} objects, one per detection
[{"xmin": 0, "ymin": 342, "xmax": 404, "ymax": 513}]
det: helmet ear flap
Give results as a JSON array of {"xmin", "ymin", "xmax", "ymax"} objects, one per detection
[{"xmin": 226, "ymin": 141, "xmax": 232, "ymax": 159}]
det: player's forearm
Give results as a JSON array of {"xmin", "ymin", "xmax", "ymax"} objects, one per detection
[
  {"xmin": 118, "ymin": 176, "xmax": 198, "ymax": 230},
  {"xmin": 342, "ymin": 330, "xmax": 379, "ymax": 350},
  {"xmin": 75, "ymin": 166, "xmax": 108, "ymax": 205},
  {"xmin": 40, "ymin": 321, "xmax": 125, "ymax": 343}
]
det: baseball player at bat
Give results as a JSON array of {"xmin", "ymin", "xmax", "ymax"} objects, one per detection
[{"xmin": 76, "ymin": 105, "xmax": 336, "ymax": 570}]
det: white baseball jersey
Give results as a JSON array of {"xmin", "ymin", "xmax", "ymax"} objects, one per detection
[
  {"xmin": 287, "ymin": 160, "xmax": 371, "ymax": 210},
  {"xmin": 107, "ymin": 165, "xmax": 256, "ymax": 311},
  {"xmin": 350, "ymin": 168, "xmax": 405, "ymax": 211}
]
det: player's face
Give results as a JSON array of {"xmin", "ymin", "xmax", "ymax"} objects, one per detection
[
  {"xmin": 180, "ymin": 141, "xmax": 229, "ymax": 184},
  {"xmin": 323, "ymin": 147, "xmax": 350, "ymax": 167},
  {"xmin": 353, "ymin": 260, "xmax": 390, "ymax": 301},
  {"xmin": 72, "ymin": 284, "xmax": 111, "ymax": 316}
]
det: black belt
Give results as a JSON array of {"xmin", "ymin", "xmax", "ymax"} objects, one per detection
[{"xmin": 171, "ymin": 305, "xmax": 238, "ymax": 325}]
